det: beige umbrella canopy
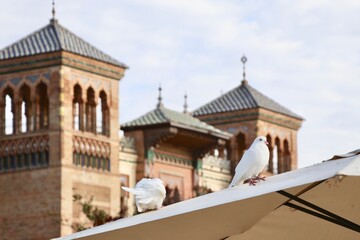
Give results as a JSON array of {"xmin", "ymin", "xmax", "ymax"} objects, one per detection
[
  {"xmin": 229, "ymin": 175, "xmax": 360, "ymax": 239},
  {"xmin": 56, "ymin": 150, "xmax": 360, "ymax": 240}
]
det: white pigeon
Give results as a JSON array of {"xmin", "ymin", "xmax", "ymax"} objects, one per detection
[
  {"xmin": 122, "ymin": 178, "xmax": 166, "ymax": 212},
  {"xmin": 229, "ymin": 136, "xmax": 270, "ymax": 187}
]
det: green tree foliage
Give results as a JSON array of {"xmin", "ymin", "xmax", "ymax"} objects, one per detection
[
  {"xmin": 72, "ymin": 194, "xmax": 124, "ymax": 232},
  {"xmin": 193, "ymin": 185, "xmax": 212, "ymax": 197}
]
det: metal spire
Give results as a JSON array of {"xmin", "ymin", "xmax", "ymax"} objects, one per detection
[
  {"xmin": 50, "ymin": 0, "xmax": 57, "ymax": 24},
  {"xmin": 241, "ymin": 54, "xmax": 248, "ymax": 85},
  {"xmin": 156, "ymin": 84, "xmax": 164, "ymax": 108},
  {"xmin": 183, "ymin": 92, "xmax": 188, "ymax": 114},
  {"xmin": 52, "ymin": 0, "xmax": 56, "ymax": 19}
]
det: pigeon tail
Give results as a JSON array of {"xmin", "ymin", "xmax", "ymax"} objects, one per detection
[
  {"xmin": 228, "ymin": 175, "xmax": 245, "ymax": 188},
  {"xmin": 122, "ymin": 186, "xmax": 154, "ymax": 202},
  {"xmin": 121, "ymin": 186, "xmax": 144, "ymax": 195}
]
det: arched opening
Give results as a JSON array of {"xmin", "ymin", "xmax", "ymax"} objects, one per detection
[
  {"xmin": 275, "ymin": 137, "xmax": 283, "ymax": 174},
  {"xmin": 35, "ymin": 82, "xmax": 49, "ymax": 130},
  {"xmin": 96, "ymin": 98, "xmax": 103, "ymax": 134},
  {"xmin": 85, "ymin": 87, "xmax": 96, "ymax": 133},
  {"xmin": 283, "ymin": 139, "xmax": 291, "ymax": 172},
  {"xmin": 19, "ymin": 84, "xmax": 31, "ymax": 133},
  {"xmin": 3, "ymin": 87, "xmax": 14, "ymax": 135},
  {"xmin": 236, "ymin": 133, "xmax": 246, "ymax": 163},
  {"xmin": 96, "ymin": 91, "xmax": 109, "ymax": 136},
  {"xmin": 73, "ymin": 84, "xmax": 83, "ymax": 131},
  {"xmin": 74, "ymin": 102, "xmax": 80, "ymax": 130},
  {"xmin": 21, "ymin": 102, "xmax": 26, "ymax": 132},
  {"xmin": 5, "ymin": 94, "xmax": 14, "ymax": 135},
  {"xmin": 266, "ymin": 134, "xmax": 274, "ymax": 173}
]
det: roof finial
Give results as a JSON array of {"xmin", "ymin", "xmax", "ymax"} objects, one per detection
[
  {"xmin": 183, "ymin": 92, "xmax": 188, "ymax": 114},
  {"xmin": 50, "ymin": 0, "xmax": 58, "ymax": 24},
  {"xmin": 52, "ymin": 0, "xmax": 56, "ymax": 19},
  {"xmin": 241, "ymin": 54, "xmax": 248, "ymax": 85},
  {"xmin": 157, "ymin": 84, "xmax": 164, "ymax": 108}
]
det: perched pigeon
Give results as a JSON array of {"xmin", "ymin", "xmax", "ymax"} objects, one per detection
[
  {"xmin": 122, "ymin": 178, "xmax": 166, "ymax": 212},
  {"xmin": 229, "ymin": 136, "xmax": 270, "ymax": 187}
]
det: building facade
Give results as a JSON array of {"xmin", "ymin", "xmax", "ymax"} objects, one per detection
[{"xmin": 0, "ymin": 18, "xmax": 127, "ymax": 239}]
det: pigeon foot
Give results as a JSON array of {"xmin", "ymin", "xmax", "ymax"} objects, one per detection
[
  {"xmin": 244, "ymin": 177, "xmax": 257, "ymax": 186},
  {"xmin": 254, "ymin": 175, "xmax": 266, "ymax": 181}
]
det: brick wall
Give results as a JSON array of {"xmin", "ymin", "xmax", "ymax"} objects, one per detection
[{"xmin": 0, "ymin": 168, "xmax": 61, "ymax": 240}]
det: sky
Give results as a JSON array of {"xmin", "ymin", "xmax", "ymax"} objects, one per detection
[{"xmin": 0, "ymin": 0, "xmax": 359, "ymax": 168}]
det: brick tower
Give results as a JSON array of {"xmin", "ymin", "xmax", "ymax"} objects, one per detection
[
  {"xmin": 193, "ymin": 56, "xmax": 303, "ymax": 175},
  {"xmin": 0, "ymin": 15, "xmax": 127, "ymax": 239}
]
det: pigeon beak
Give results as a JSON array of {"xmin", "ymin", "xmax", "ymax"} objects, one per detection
[{"xmin": 265, "ymin": 140, "xmax": 269, "ymax": 145}]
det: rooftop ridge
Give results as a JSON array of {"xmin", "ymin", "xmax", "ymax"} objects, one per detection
[
  {"xmin": 0, "ymin": 21, "xmax": 128, "ymax": 68},
  {"xmin": 192, "ymin": 82, "xmax": 303, "ymax": 120},
  {"xmin": 121, "ymin": 105, "xmax": 231, "ymax": 138}
]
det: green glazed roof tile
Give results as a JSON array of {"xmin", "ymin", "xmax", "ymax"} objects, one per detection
[{"xmin": 122, "ymin": 106, "xmax": 231, "ymax": 138}]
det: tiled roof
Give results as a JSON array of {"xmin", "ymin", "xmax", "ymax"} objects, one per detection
[
  {"xmin": 192, "ymin": 80, "xmax": 303, "ymax": 120},
  {"xmin": 121, "ymin": 105, "xmax": 232, "ymax": 139},
  {"xmin": 0, "ymin": 19, "xmax": 127, "ymax": 68}
]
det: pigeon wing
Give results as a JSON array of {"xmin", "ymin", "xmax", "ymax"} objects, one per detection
[{"xmin": 229, "ymin": 149, "xmax": 257, "ymax": 187}]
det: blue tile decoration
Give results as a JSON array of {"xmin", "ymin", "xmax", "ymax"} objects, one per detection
[
  {"xmin": 10, "ymin": 77, "xmax": 22, "ymax": 86},
  {"xmin": 26, "ymin": 75, "xmax": 39, "ymax": 84},
  {"xmin": 0, "ymin": 80, "xmax": 6, "ymax": 88},
  {"xmin": 42, "ymin": 72, "xmax": 51, "ymax": 80}
]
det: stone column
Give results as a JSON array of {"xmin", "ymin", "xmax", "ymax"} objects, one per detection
[
  {"xmin": 15, "ymin": 99, "xmax": 22, "ymax": 133},
  {"xmin": 11, "ymin": 97, "xmax": 18, "ymax": 134},
  {"xmin": 0, "ymin": 100, "xmax": 4, "ymax": 135}
]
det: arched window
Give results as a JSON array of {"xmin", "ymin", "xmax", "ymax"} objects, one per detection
[
  {"xmin": 85, "ymin": 87, "xmax": 96, "ymax": 133},
  {"xmin": 236, "ymin": 133, "xmax": 246, "ymax": 164},
  {"xmin": 19, "ymin": 84, "xmax": 31, "ymax": 133},
  {"xmin": 96, "ymin": 97, "xmax": 102, "ymax": 134},
  {"xmin": 96, "ymin": 91, "xmax": 109, "ymax": 135},
  {"xmin": 3, "ymin": 87, "xmax": 14, "ymax": 135},
  {"xmin": 283, "ymin": 139, "xmax": 291, "ymax": 172},
  {"xmin": 35, "ymin": 83, "xmax": 49, "ymax": 130},
  {"xmin": 272, "ymin": 145, "xmax": 278, "ymax": 174},
  {"xmin": 5, "ymin": 94, "xmax": 14, "ymax": 135},
  {"xmin": 266, "ymin": 134, "xmax": 274, "ymax": 173},
  {"xmin": 275, "ymin": 137, "xmax": 282, "ymax": 174},
  {"xmin": 74, "ymin": 102, "xmax": 80, "ymax": 130},
  {"xmin": 21, "ymin": 102, "xmax": 26, "ymax": 132},
  {"xmin": 73, "ymin": 85, "xmax": 83, "ymax": 131}
]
